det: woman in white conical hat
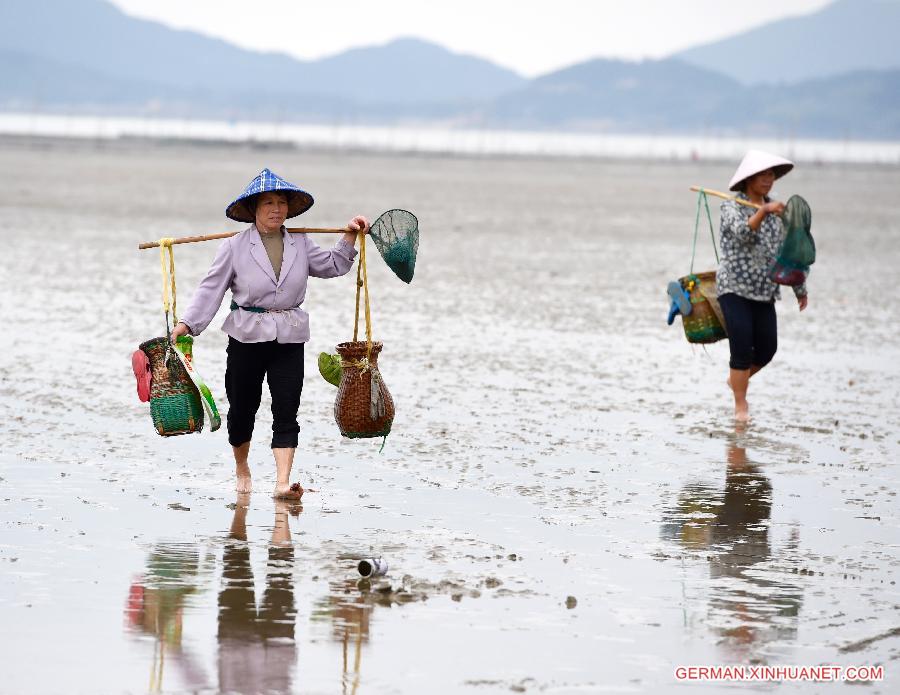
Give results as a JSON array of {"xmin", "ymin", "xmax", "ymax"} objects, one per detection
[{"xmin": 716, "ymin": 150, "xmax": 809, "ymax": 422}]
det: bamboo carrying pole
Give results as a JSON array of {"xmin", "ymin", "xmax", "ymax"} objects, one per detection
[
  {"xmin": 138, "ymin": 227, "xmax": 350, "ymax": 250},
  {"xmin": 690, "ymin": 186, "xmax": 762, "ymax": 210}
]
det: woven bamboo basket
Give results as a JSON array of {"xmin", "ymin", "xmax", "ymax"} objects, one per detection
[
  {"xmin": 139, "ymin": 336, "xmax": 204, "ymax": 436},
  {"xmin": 679, "ymin": 271, "xmax": 727, "ymax": 344},
  {"xmin": 334, "ymin": 341, "xmax": 394, "ymax": 439}
]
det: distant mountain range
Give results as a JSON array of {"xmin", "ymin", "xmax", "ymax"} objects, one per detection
[
  {"xmin": 0, "ymin": 0, "xmax": 524, "ymax": 106},
  {"xmin": 2, "ymin": 0, "xmax": 899, "ymax": 139},
  {"xmin": 481, "ymin": 59, "xmax": 741, "ymax": 132},
  {"xmin": 478, "ymin": 58, "xmax": 900, "ymax": 139},
  {"xmin": 675, "ymin": 0, "xmax": 900, "ymax": 85}
]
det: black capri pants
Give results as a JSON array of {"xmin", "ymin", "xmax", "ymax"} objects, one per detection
[
  {"xmin": 718, "ymin": 293, "xmax": 778, "ymax": 371},
  {"xmin": 225, "ymin": 337, "xmax": 305, "ymax": 448}
]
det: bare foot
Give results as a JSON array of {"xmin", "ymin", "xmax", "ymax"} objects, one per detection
[
  {"xmin": 734, "ymin": 402, "xmax": 750, "ymax": 422},
  {"xmin": 273, "ymin": 482, "xmax": 304, "ymax": 500},
  {"xmin": 236, "ymin": 461, "xmax": 252, "ymax": 493}
]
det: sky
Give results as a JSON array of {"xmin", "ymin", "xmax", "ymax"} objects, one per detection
[{"xmin": 108, "ymin": 0, "xmax": 833, "ymax": 77}]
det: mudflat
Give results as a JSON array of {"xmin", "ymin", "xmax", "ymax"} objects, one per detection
[{"xmin": 1, "ymin": 138, "xmax": 897, "ymax": 693}]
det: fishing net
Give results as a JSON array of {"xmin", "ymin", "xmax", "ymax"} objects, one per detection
[
  {"xmin": 369, "ymin": 209, "xmax": 419, "ymax": 283},
  {"xmin": 770, "ymin": 195, "xmax": 815, "ymax": 286}
]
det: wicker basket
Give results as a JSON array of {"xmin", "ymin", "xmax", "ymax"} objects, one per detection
[
  {"xmin": 139, "ymin": 336, "xmax": 204, "ymax": 436},
  {"xmin": 334, "ymin": 341, "xmax": 394, "ymax": 439},
  {"xmin": 680, "ymin": 271, "xmax": 727, "ymax": 344}
]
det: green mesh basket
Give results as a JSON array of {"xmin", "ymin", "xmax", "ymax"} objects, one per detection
[{"xmin": 140, "ymin": 336, "xmax": 204, "ymax": 436}]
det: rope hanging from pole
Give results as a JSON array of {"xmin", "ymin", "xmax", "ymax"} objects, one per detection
[
  {"xmin": 352, "ymin": 229, "xmax": 374, "ymax": 358},
  {"xmin": 690, "ymin": 191, "xmax": 719, "ymax": 274},
  {"xmin": 158, "ymin": 237, "xmax": 177, "ymax": 328}
]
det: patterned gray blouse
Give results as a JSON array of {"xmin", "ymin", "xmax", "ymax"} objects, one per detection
[{"xmin": 716, "ymin": 193, "xmax": 807, "ymax": 302}]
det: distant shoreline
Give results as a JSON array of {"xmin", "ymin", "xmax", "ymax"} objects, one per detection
[{"xmin": 2, "ymin": 112, "xmax": 899, "ymax": 165}]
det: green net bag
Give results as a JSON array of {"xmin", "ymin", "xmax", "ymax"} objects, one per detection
[
  {"xmin": 368, "ymin": 209, "xmax": 419, "ymax": 284},
  {"xmin": 770, "ymin": 195, "xmax": 815, "ymax": 286}
]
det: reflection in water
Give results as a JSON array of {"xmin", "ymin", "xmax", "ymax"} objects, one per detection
[
  {"xmin": 312, "ymin": 572, "xmax": 421, "ymax": 693},
  {"xmin": 124, "ymin": 496, "xmax": 302, "ymax": 693},
  {"xmin": 313, "ymin": 578, "xmax": 373, "ymax": 695},
  {"xmin": 662, "ymin": 430, "xmax": 803, "ymax": 661},
  {"xmin": 217, "ymin": 496, "xmax": 299, "ymax": 694},
  {"xmin": 124, "ymin": 543, "xmax": 211, "ymax": 691}
]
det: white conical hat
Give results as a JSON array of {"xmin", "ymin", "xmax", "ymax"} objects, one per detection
[{"xmin": 729, "ymin": 149, "xmax": 794, "ymax": 191}]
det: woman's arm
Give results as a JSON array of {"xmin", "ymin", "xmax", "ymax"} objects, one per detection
[
  {"xmin": 748, "ymin": 201, "xmax": 785, "ymax": 231},
  {"xmin": 722, "ymin": 200, "xmax": 786, "ymax": 239},
  {"xmin": 306, "ymin": 216, "xmax": 366, "ymax": 279},
  {"xmin": 172, "ymin": 240, "xmax": 235, "ymax": 339},
  {"xmin": 721, "ymin": 200, "xmax": 754, "ymax": 241}
]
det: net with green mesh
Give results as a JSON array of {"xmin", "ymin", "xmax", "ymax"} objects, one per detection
[
  {"xmin": 771, "ymin": 194, "xmax": 815, "ymax": 286},
  {"xmin": 369, "ymin": 209, "xmax": 419, "ymax": 283}
]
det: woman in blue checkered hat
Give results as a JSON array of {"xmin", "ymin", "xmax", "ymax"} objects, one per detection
[{"xmin": 170, "ymin": 169, "xmax": 366, "ymax": 500}]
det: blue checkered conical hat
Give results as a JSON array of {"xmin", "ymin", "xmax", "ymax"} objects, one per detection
[{"xmin": 225, "ymin": 168, "xmax": 314, "ymax": 222}]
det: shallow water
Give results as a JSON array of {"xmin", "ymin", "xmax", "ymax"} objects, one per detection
[{"xmin": 1, "ymin": 138, "xmax": 898, "ymax": 694}]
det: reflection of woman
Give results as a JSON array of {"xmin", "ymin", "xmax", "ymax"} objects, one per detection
[
  {"xmin": 707, "ymin": 441, "xmax": 801, "ymax": 659},
  {"xmin": 709, "ymin": 442, "xmax": 772, "ymax": 576},
  {"xmin": 717, "ymin": 151, "xmax": 808, "ymax": 421},
  {"xmin": 662, "ymin": 435, "xmax": 802, "ymax": 661},
  {"xmin": 217, "ymin": 495, "xmax": 299, "ymax": 694},
  {"xmin": 171, "ymin": 169, "xmax": 366, "ymax": 498}
]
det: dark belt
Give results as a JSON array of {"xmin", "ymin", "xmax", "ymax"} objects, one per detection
[
  {"xmin": 230, "ymin": 300, "xmax": 301, "ymax": 314},
  {"xmin": 230, "ymin": 300, "xmax": 267, "ymax": 313}
]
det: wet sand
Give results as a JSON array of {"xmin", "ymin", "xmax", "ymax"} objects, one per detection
[{"xmin": 0, "ymin": 137, "xmax": 898, "ymax": 694}]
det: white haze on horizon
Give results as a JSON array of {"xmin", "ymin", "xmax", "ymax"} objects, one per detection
[{"xmin": 5, "ymin": 112, "xmax": 897, "ymax": 164}]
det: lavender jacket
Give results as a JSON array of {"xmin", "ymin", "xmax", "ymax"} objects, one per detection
[{"xmin": 180, "ymin": 225, "xmax": 358, "ymax": 343}]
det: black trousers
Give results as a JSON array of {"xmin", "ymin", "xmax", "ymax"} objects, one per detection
[
  {"xmin": 718, "ymin": 293, "xmax": 778, "ymax": 371},
  {"xmin": 225, "ymin": 337, "xmax": 304, "ymax": 448}
]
